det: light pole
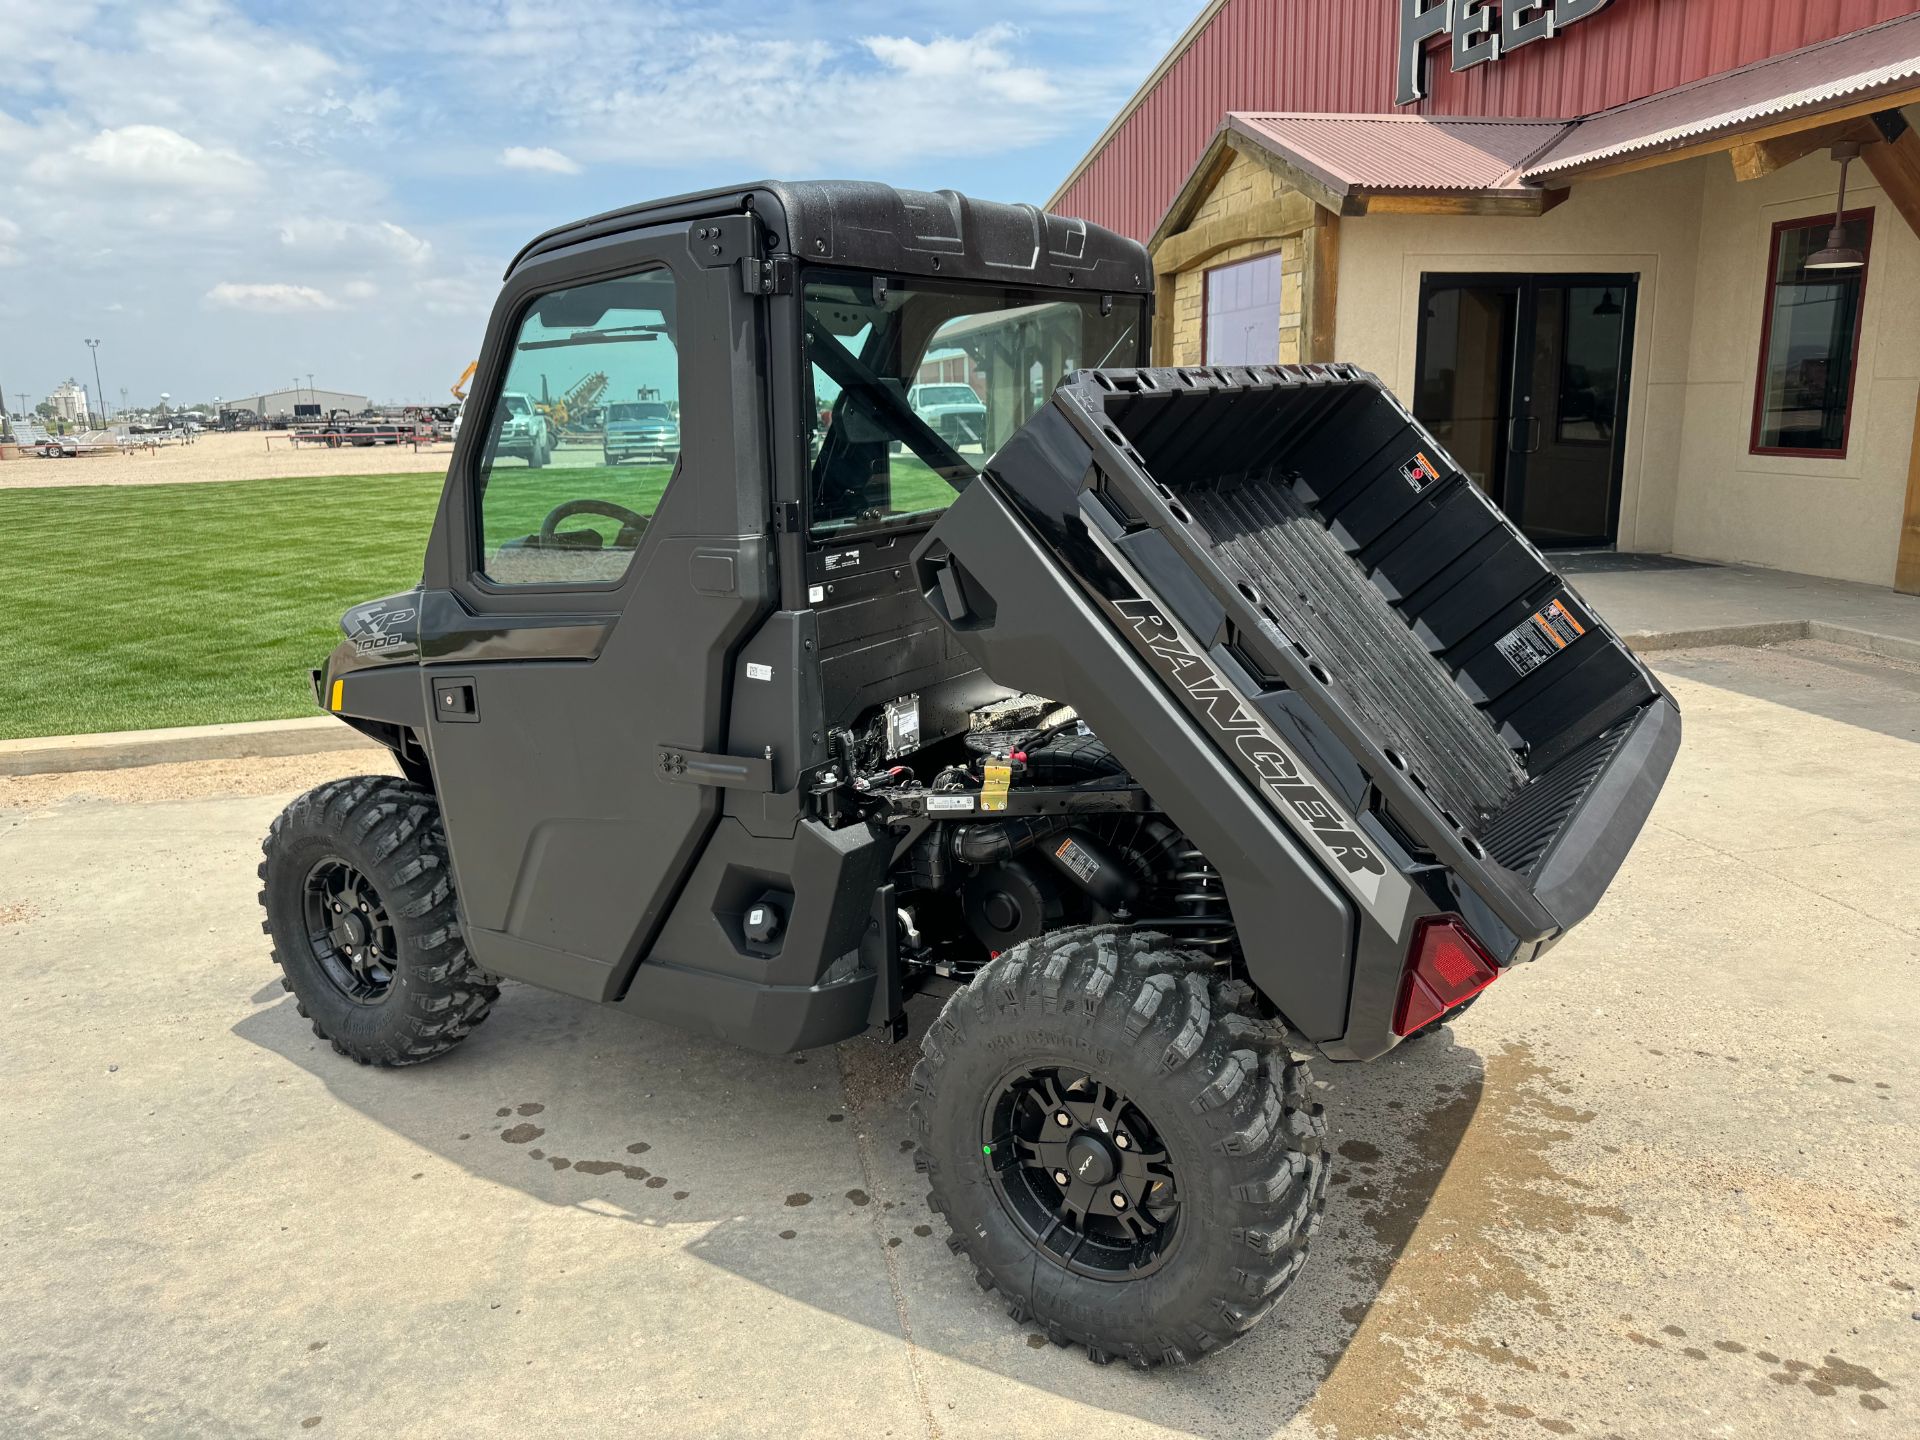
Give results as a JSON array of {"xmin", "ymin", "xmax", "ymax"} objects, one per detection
[{"xmin": 85, "ymin": 338, "xmax": 106, "ymax": 424}]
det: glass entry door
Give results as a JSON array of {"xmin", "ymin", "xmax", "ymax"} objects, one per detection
[{"xmin": 1414, "ymin": 273, "xmax": 1636, "ymax": 548}]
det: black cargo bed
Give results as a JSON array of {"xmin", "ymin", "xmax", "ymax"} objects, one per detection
[{"xmin": 963, "ymin": 363, "xmax": 1679, "ymax": 944}]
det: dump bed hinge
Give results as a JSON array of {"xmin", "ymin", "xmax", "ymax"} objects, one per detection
[{"xmin": 739, "ymin": 255, "xmax": 795, "ymax": 296}]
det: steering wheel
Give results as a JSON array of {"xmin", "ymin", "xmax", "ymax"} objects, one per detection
[{"xmin": 538, "ymin": 498, "xmax": 648, "ymax": 549}]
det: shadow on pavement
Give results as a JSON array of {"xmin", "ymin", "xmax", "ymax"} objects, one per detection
[
  {"xmin": 1651, "ymin": 639, "xmax": 1920, "ymax": 744},
  {"xmin": 234, "ymin": 978, "xmax": 1483, "ymax": 1436}
]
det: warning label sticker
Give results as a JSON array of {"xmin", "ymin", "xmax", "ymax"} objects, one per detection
[
  {"xmin": 1053, "ymin": 837, "xmax": 1100, "ymax": 886},
  {"xmin": 1399, "ymin": 451, "xmax": 1441, "ymax": 492},
  {"xmin": 927, "ymin": 794, "xmax": 974, "ymax": 813},
  {"xmin": 1496, "ymin": 597, "xmax": 1587, "ymax": 676}
]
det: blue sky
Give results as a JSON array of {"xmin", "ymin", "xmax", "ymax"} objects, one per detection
[{"xmin": 0, "ymin": 0, "xmax": 1202, "ymax": 410}]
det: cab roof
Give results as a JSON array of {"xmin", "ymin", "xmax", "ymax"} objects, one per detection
[{"xmin": 507, "ymin": 179, "xmax": 1151, "ymax": 295}]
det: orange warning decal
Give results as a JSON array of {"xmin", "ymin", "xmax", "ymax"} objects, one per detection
[{"xmin": 1495, "ymin": 596, "xmax": 1587, "ymax": 676}]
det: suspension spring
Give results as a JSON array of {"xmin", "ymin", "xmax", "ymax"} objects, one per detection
[{"xmin": 1169, "ymin": 846, "xmax": 1234, "ymax": 953}]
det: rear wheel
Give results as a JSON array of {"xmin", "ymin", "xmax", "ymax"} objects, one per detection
[
  {"xmin": 259, "ymin": 776, "xmax": 497, "ymax": 1066},
  {"xmin": 912, "ymin": 927, "xmax": 1328, "ymax": 1367}
]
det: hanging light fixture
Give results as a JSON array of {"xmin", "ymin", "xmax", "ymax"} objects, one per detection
[
  {"xmin": 1805, "ymin": 141, "xmax": 1866, "ymax": 271},
  {"xmin": 1592, "ymin": 287, "xmax": 1621, "ymax": 316}
]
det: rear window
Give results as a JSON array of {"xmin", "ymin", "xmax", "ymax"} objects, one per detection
[{"xmin": 805, "ymin": 271, "xmax": 1144, "ymax": 540}]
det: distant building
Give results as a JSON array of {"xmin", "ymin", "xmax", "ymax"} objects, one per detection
[
  {"xmin": 50, "ymin": 379, "xmax": 90, "ymax": 422},
  {"xmin": 226, "ymin": 387, "xmax": 369, "ymax": 419}
]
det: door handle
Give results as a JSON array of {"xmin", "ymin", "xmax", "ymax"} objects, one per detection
[
  {"xmin": 431, "ymin": 678, "xmax": 479, "ymax": 722},
  {"xmin": 1508, "ymin": 416, "xmax": 1542, "ymax": 455}
]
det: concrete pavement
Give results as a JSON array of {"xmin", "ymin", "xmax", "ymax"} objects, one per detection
[{"xmin": 1, "ymin": 641, "xmax": 1913, "ymax": 1438}]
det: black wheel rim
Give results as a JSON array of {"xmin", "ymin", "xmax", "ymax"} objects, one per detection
[
  {"xmin": 302, "ymin": 858, "xmax": 398, "ymax": 1004},
  {"xmin": 981, "ymin": 1065, "xmax": 1182, "ymax": 1280}
]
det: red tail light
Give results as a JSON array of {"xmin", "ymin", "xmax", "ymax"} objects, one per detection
[{"xmin": 1392, "ymin": 916, "xmax": 1501, "ymax": 1036}]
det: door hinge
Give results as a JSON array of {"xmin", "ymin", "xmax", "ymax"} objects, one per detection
[
  {"xmin": 740, "ymin": 255, "xmax": 795, "ymax": 296},
  {"xmin": 658, "ymin": 747, "xmax": 773, "ymax": 792},
  {"xmin": 772, "ymin": 499, "xmax": 802, "ymax": 533}
]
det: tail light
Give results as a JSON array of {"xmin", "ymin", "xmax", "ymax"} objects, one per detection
[{"xmin": 1392, "ymin": 916, "xmax": 1501, "ymax": 1036}]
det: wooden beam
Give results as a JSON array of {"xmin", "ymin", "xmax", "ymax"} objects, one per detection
[
  {"xmin": 1151, "ymin": 195, "xmax": 1316, "ymax": 276},
  {"xmin": 1304, "ymin": 210, "xmax": 1339, "ymax": 364},
  {"xmin": 1148, "ymin": 132, "xmax": 1240, "ymax": 254},
  {"xmin": 1728, "ymin": 119, "xmax": 1878, "ymax": 181},
  {"xmin": 1553, "ymin": 87, "xmax": 1920, "ymax": 185},
  {"xmin": 1219, "ymin": 126, "xmax": 1358, "ymax": 217},
  {"xmin": 1861, "ymin": 120, "xmax": 1920, "ymax": 243},
  {"xmin": 1152, "ymin": 270, "xmax": 1177, "ymax": 368},
  {"xmin": 1897, "ymin": 386, "xmax": 1920, "ymax": 597},
  {"xmin": 1357, "ymin": 189, "xmax": 1563, "ymax": 217}
]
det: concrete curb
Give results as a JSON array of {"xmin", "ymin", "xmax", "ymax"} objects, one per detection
[
  {"xmin": 0, "ymin": 717, "xmax": 378, "ymax": 778},
  {"xmin": 3, "ymin": 620, "xmax": 1914, "ymax": 779},
  {"xmin": 1625, "ymin": 618, "xmax": 1920, "ymax": 664}
]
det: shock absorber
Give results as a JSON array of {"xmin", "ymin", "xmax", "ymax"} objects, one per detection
[{"xmin": 1168, "ymin": 844, "xmax": 1234, "ymax": 953}]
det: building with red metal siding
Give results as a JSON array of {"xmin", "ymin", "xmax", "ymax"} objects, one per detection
[{"xmin": 1049, "ymin": 2, "xmax": 1920, "ymax": 592}]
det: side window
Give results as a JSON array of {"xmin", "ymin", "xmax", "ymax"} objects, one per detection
[
  {"xmin": 475, "ymin": 269, "xmax": 682, "ymax": 586},
  {"xmin": 1750, "ymin": 210, "xmax": 1872, "ymax": 457}
]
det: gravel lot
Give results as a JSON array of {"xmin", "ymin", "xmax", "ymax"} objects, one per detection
[
  {"xmin": 1, "ymin": 640, "xmax": 1912, "ymax": 1438},
  {"xmin": 0, "ymin": 431, "xmax": 451, "ymax": 488}
]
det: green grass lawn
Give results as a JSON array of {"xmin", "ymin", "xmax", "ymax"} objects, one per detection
[
  {"xmin": 0, "ymin": 474, "xmax": 445, "ymax": 739},
  {"xmin": 0, "ymin": 456, "xmax": 931, "ymax": 740}
]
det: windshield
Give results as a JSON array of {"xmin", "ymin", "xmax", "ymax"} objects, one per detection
[
  {"xmin": 805, "ymin": 271, "xmax": 1144, "ymax": 539},
  {"xmin": 608, "ymin": 402, "xmax": 671, "ymax": 422},
  {"xmin": 503, "ymin": 394, "xmax": 531, "ymax": 415}
]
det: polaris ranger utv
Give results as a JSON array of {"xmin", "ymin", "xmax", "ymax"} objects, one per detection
[{"xmin": 260, "ymin": 181, "xmax": 1678, "ymax": 1367}]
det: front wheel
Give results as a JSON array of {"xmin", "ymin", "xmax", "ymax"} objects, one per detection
[
  {"xmin": 259, "ymin": 776, "xmax": 497, "ymax": 1066},
  {"xmin": 912, "ymin": 927, "xmax": 1328, "ymax": 1367}
]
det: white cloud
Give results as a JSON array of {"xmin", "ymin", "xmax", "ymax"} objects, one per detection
[
  {"xmin": 500, "ymin": 145, "xmax": 581, "ymax": 175},
  {"xmin": 456, "ymin": 24, "xmax": 1123, "ymax": 174},
  {"xmin": 341, "ymin": 279, "xmax": 380, "ymax": 302},
  {"xmin": 0, "ymin": 217, "xmax": 20, "ymax": 266},
  {"xmin": 205, "ymin": 282, "xmax": 337, "ymax": 312},
  {"xmin": 861, "ymin": 25, "xmax": 1050, "ymax": 105},
  {"xmin": 278, "ymin": 218, "xmax": 432, "ymax": 266},
  {"xmin": 34, "ymin": 124, "xmax": 259, "ymax": 191}
]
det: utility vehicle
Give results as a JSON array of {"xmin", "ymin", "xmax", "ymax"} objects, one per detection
[{"xmin": 260, "ymin": 181, "xmax": 1678, "ymax": 1368}]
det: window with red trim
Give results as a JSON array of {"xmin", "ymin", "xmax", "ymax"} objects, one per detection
[{"xmin": 1750, "ymin": 209, "xmax": 1873, "ymax": 458}]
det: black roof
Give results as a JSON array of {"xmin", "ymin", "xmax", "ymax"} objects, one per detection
[{"xmin": 508, "ymin": 179, "xmax": 1151, "ymax": 294}]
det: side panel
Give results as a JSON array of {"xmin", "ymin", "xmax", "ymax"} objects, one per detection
[
  {"xmin": 615, "ymin": 816, "xmax": 891, "ymax": 1054},
  {"xmin": 918, "ymin": 479, "xmax": 1360, "ymax": 1041}
]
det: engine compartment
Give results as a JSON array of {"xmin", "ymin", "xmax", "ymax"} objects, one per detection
[{"xmin": 821, "ymin": 690, "xmax": 1235, "ymax": 986}]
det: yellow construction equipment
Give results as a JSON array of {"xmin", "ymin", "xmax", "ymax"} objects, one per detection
[
  {"xmin": 450, "ymin": 361, "xmax": 478, "ymax": 401},
  {"xmin": 537, "ymin": 371, "xmax": 609, "ymax": 434}
]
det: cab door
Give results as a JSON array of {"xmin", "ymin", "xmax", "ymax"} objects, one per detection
[{"xmin": 416, "ymin": 223, "xmax": 773, "ymax": 1002}]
